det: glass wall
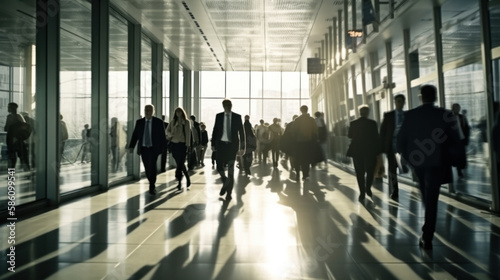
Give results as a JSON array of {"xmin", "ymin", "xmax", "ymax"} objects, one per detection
[
  {"xmin": 140, "ymin": 35, "xmax": 152, "ymax": 113},
  {"xmin": 59, "ymin": 0, "xmax": 92, "ymax": 193},
  {"xmin": 162, "ymin": 53, "xmax": 170, "ymax": 120},
  {"xmin": 0, "ymin": 4, "xmax": 37, "ymax": 209},
  {"xmin": 108, "ymin": 10, "xmax": 129, "ymax": 179}
]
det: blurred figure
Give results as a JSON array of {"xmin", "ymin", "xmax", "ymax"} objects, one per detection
[
  {"xmin": 20, "ymin": 111, "xmax": 35, "ymax": 169},
  {"xmin": 451, "ymin": 103, "xmax": 470, "ymax": 178},
  {"xmin": 242, "ymin": 115, "xmax": 256, "ymax": 176},
  {"xmin": 347, "ymin": 105, "xmax": 381, "ymax": 201},
  {"xmin": 189, "ymin": 115, "xmax": 201, "ymax": 170},
  {"xmin": 4, "ymin": 102, "xmax": 29, "ymax": 170},
  {"xmin": 59, "ymin": 114, "xmax": 69, "ymax": 168},
  {"xmin": 199, "ymin": 123, "xmax": 209, "ymax": 166},
  {"xmin": 166, "ymin": 107, "xmax": 192, "ymax": 191},
  {"xmin": 269, "ymin": 118, "xmax": 282, "ymax": 168},
  {"xmin": 81, "ymin": 124, "xmax": 91, "ymax": 164},
  {"xmin": 380, "ymin": 94, "xmax": 406, "ymax": 200},
  {"xmin": 255, "ymin": 119, "xmax": 266, "ymax": 163},
  {"xmin": 280, "ymin": 115, "xmax": 299, "ymax": 178},
  {"xmin": 160, "ymin": 115, "xmax": 169, "ymax": 173},
  {"xmin": 314, "ymin": 111, "xmax": 328, "ymax": 168},
  {"xmin": 110, "ymin": 119, "xmax": 127, "ymax": 172},
  {"xmin": 293, "ymin": 105, "xmax": 318, "ymax": 181},
  {"xmin": 128, "ymin": 104, "xmax": 167, "ymax": 195}
]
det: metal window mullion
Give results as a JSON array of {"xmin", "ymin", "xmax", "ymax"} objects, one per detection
[
  {"xmin": 169, "ymin": 57, "xmax": 179, "ymax": 112},
  {"xmin": 433, "ymin": 6, "xmax": 445, "ymax": 108},
  {"xmin": 152, "ymin": 42, "xmax": 163, "ymax": 118},
  {"xmin": 127, "ymin": 22, "xmax": 141, "ymax": 179},
  {"xmin": 479, "ymin": 0, "xmax": 499, "ymax": 213},
  {"xmin": 91, "ymin": 0, "xmax": 109, "ymax": 189},
  {"xmin": 36, "ymin": 0, "xmax": 60, "ymax": 204},
  {"xmin": 403, "ymin": 29, "xmax": 412, "ymax": 109}
]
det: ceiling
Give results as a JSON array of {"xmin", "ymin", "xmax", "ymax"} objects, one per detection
[{"xmin": 0, "ymin": 0, "xmax": 499, "ymax": 73}]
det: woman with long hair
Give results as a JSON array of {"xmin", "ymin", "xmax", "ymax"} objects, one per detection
[{"xmin": 166, "ymin": 107, "xmax": 192, "ymax": 190}]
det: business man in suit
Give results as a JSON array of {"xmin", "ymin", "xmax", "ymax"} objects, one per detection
[
  {"xmin": 347, "ymin": 105, "xmax": 381, "ymax": 201},
  {"xmin": 397, "ymin": 85, "xmax": 462, "ymax": 250},
  {"xmin": 212, "ymin": 99, "xmax": 245, "ymax": 200},
  {"xmin": 129, "ymin": 104, "xmax": 167, "ymax": 195},
  {"xmin": 380, "ymin": 94, "xmax": 406, "ymax": 200}
]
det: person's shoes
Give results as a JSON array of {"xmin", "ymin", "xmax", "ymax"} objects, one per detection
[
  {"xmin": 177, "ymin": 181, "xmax": 182, "ymax": 191},
  {"xmin": 226, "ymin": 193, "xmax": 232, "ymax": 201},
  {"xmin": 219, "ymin": 178, "xmax": 227, "ymax": 196},
  {"xmin": 358, "ymin": 194, "xmax": 365, "ymax": 201},
  {"xmin": 302, "ymin": 175, "xmax": 309, "ymax": 181},
  {"xmin": 419, "ymin": 237, "xmax": 433, "ymax": 250},
  {"xmin": 391, "ymin": 191, "xmax": 399, "ymax": 200},
  {"xmin": 149, "ymin": 189, "xmax": 156, "ymax": 195},
  {"xmin": 366, "ymin": 188, "xmax": 373, "ymax": 197},
  {"xmin": 186, "ymin": 179, "xmax": 191, "ymax": 190}
]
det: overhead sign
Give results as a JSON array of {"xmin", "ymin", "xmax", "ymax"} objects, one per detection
[{"xmin": 307, "ymin": 58, "xmax": 324, "ymax": 74}]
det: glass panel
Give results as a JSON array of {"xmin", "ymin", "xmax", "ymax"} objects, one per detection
[
  {"xmin": 442, "ymin": 0, "xmax": 481, "ymax": 65},
  {"xmin": 250, "ymin": 99, "xmax": 263, "ymax": 124},
  {"xmin": 300, "ymin": 72, "xmax": 310, "ymax": 99},
  {"xmin": 392, "ymin": 45, "xmax": 406, "ymax": 90},
  {"xmin": 200, "ymin": 71, "xmax": 225, "ymax": 98},
  {"xmin": 108, "ymin": 10, "xmax": 128, "ymax": 178},
  {"xmin": 59, "ymin": 0, "xmax": 92, "ymax": 193},
  {"xmin": 140, "ymin": 34, "xmax": 152, "ymax": 112},
  {"xmin": 491, "ymin": 2, "xmax": 500, "ymax": 49},
  {"xmin": 0, "ymin": 5, "xmax": 37, "ymax": 209},
  {"xmin": 263, "ymin": 72, "xmax": 280, "ymax": 98},
  {"xmin": 230, "ymin": 99, "xmax": 249, "ymax": 117},
  {"xmin": 282, "ymin": 100, "xmax": 301, "ymax": 125},
  {"xmin": 162, "ymin": 53, "xmax": 170, "ymax": 120},
  {"xmin": 251, "ymin": 71, "xmax": 263, "ymax": 98},
  {"xmin": 282, "ymin": 72, "xmax": 300, "ymax": 98},
  {"xmin": 226, "ymin": 71, "xmax": 249, "ymax": 99},
  {"xmin": 262, "ymin": 99, "xmax": 281, "ymax": 124},
  {"xmin": 444, "ymin": 63, "xmax": 490, "ymax": 200}
]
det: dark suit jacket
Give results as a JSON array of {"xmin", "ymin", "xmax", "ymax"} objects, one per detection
[
  {"xmin": 128, "ymin": 116, "xmax": 167, "ymax": 156},
  {"xmin": 211, "ymin": 111, "xmax": 245, "ymax": 157},
  {"xmin": 380, "ymin": 110, "xmax": 396, "ymax": 154},
  {"xmin": 397, "ymin": 104, "xmax": 462, "ymax": 168},
  {"xmin": 346, "ymin": 117, "xmax": 380, "ymax": 158}
]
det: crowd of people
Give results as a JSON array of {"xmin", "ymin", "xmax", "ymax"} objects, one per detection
[{"xmin": 5, "ymin": 84, "xmax": 500, "ymax": 251}]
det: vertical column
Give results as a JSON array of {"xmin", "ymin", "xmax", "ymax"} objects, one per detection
[
  {"xmin": 324, "ymin": 33, "xmax": 329, "ymax": 73},
  {"xmin": 193, "ymin": 71, "xmax": 200, "ymax": 120},
  {"xmin": 433, "ymin": 6, "xmax": 445, "ymax": 108},
  {"xmin": 328, "ymin": 27, "xmax": 333, "ymax": 73},
  {"xmin": 91, "ymin": 0, "xmax": 109, "ymax": 189},
  {"xmin": 321, "ymin": 41, "xmax": 325, "ymax": 76},
  {"xmin": 338, "ymin": 10, "xmax": 343, "ymax": 66},
  {"xmin": 344, "ymin": 0, "xmax": 349, "ymax": 60},
  {"xmin": 127, "ymin": 23, "xmax": 141, "ymax": 179},
  {"xmin": 403, "ymin": 29, "xmax": 412, "ymax": 109},
  {"xmin": 183, "ymin": 68, "xmax": 192, "ymax": 116},
  {"xmin": 385, "ymin": 40, "xmax": 393, "ymax": 110},
  {"xmin": 24, "ymin": 46, "xmax": 33, "ymax": 113},
  {"xmin": 360, "ymin": 57, "xmax": 367, "ymax": 104},
  {"xmin": 351, "ymin": 65, "xmax": 358, "ymax": 118},
  {"xmin": 169, "ymin": 58, "xmax": 179, "ymax": 113},
  {"xmin": 389, "ymin": 0, "xmax": 395, "ymax": 19},
  {"xmin": 36, "ymin": 0, "xmax": 60, "ymax": 203},
  {"xmin": 352, "ymin": 0, "xmax": 357, "ymax": 53},
  {"xmin": 152, "ymin": 43, "xmax": 163, "ymax": 118},
  {"xmin": 333, "ymin": 19, "xmax": 337, "ymax": 70},
  {"xmin": 479, "ymin": 0, "xmax": 498, "ymax": 212},
  {"xmin": 374, "ymin": 0, "xmax": 380, "ymax": 32}
]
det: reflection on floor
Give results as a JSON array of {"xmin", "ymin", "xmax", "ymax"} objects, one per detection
[{"xmin": 1, "ymin": 159, "xmax": 499, "ymax": 279}]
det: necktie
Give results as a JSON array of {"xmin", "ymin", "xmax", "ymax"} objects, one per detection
[
  {"xmin": 226, "ymin": 113, "xmax": 231, "ymax": 141},
  {"xmin": 145, "ymin": 120, "xmax": 152, "ymax": 147}
]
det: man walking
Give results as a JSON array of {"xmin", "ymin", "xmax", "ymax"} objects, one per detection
[
  {"xmin": 211, "ymin": 99, "xmax": 245, "ymax": 201},
  {"xmin": 128, "ymin": 104, "xmax": 167, "ymax": 195},
  {"xmin": 397, "ymin": 85, "xmax": 462, "ymax": 250}
]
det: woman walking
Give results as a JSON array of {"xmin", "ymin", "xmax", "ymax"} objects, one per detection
[{"xmin": 166, "ymin": 107, "xmax": 192, "ymax": 190}]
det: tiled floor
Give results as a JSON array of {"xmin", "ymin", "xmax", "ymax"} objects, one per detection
[{"xmin": 1, "ymin": 159, "xmax": 500, "ymax": 280}]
